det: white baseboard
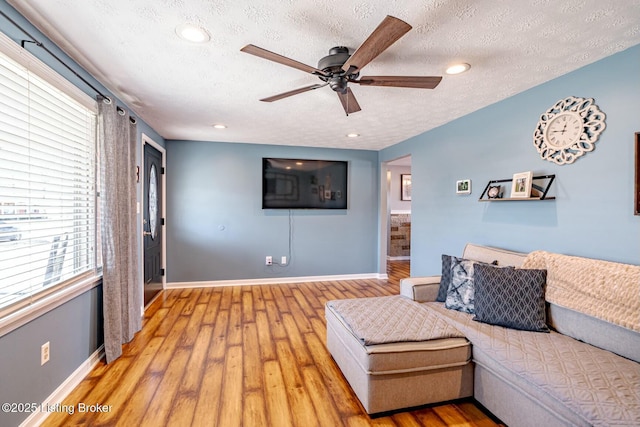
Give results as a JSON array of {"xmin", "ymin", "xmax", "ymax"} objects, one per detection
[
  {"xmin": 387, "ymin": 256, "xmax": 410, "ymax": 261},
  {"xmin": 166, "ymin": 272, "xmax": 387, "ymax": 289},
  {"xmin": 21, "ymin": 345, "xmax": 105, "ymax": 427}
]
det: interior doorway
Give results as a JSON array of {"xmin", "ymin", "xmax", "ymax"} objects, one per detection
[
  {"xmin": 383, "ymin": 156, "xmax": 412, "ymax": 280},
  {"xmin": 141, "ymin": 134, "xmax": 166, "ymax": 307}
]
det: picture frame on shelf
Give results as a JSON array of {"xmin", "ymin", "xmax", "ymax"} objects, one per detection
[
  {"xmin": 456, "ymin": 179, "xmax": 471, "ymax": 195},
  {"xmin": 510, "ymin": 171, "xmax": 533, "ymax": 198},
  {"xmin": 635, "ymin": 133, "xmax": 639, "ymax": 215},
  {"xmin": 401, "ymin": 174, "xmax": 412, "ymax": 201}
]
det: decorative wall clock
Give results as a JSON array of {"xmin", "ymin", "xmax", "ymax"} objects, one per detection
[{"xmin": 533, "ymin": 96, "xmax": 606, "ymax": 165}]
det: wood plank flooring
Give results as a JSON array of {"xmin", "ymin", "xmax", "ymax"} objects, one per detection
[{"xmin": 41, "ymin": 261, "xmax": 504, "ymax": 427}]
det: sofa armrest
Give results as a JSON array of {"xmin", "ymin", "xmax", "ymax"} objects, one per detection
[{"xmin": 400, "ymin": 275, "xmax": 442, "ymax": 302}]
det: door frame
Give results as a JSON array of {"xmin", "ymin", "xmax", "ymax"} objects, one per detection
[
  {"xmin": 140, "ymin": 133, "xmax": 167, "ymax": 305},
  {"xmin": 377, "ymin": 162, "xmax": 390, "ymax": 277},
  {"xmin": 378, "ymin": 155, "xmax": 411, "ymax": 277}
]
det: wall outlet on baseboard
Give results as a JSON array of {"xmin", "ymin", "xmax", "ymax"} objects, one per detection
[
  {"xmin": 265, "ymin": 256, "xmax": 272, "ymax": 266},
  {"xmin": 41, "ymin": 341, "xmax": 50, "ymax": 365}
]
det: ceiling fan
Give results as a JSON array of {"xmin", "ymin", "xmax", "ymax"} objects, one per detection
[{"xmin": 241, "ymin": 15, "xmax": 442, "ymax": 115}]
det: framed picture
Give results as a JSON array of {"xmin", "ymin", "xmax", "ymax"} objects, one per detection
[
  {"xmin": 635, "ymin": 133, "xmax": 639, "ymax": 215},
  {"xmin": 401, "ymin": 174, "xmax": 412, "ymax": 201},
  {"xmin": 456, "ymin": 179, "xmax": 471, "ymax": 195},
  {"xmin": 510, "ymin": 171, "xmax": 533, "ymax": 198}
]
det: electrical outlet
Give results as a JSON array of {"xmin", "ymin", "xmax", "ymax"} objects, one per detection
[
  {"xmin": 281, "ymin": 256, "xmax": 287, "ymax": 265},
  {"xmin": 265, "ymin": 256, "xmax": 272, "ymax": 266},
  {"xmin": 41, "ymin": 342, "xmax": 50, "ymax": 365}
]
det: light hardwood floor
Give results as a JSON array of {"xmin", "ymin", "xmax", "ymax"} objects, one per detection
[{"xmin": 41, "ymin": 261, "xmax": 504, "ymax": 427}]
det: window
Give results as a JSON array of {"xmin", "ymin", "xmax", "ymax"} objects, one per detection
[{"xmin": 0, "ymin": 33, "xmax": 99, "ymax": 320}]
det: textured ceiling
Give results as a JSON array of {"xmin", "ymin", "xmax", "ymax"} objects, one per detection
[{"xmin": 8, "ymin": 0, "xmax": 640, "ymax": 150}]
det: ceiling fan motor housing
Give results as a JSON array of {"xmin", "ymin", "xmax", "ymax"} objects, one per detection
[
  {"xmin": 318, "ymin": 46, "xmax": 350, "ymax": 72},
  {"xmin": 318, "ymin": 46, "xmax": 357, "ymax": 93}
]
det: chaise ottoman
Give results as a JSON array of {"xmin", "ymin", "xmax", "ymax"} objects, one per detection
[{"xmin": 325, "ymin": 295, "xmax": 473, "ymax": 414}]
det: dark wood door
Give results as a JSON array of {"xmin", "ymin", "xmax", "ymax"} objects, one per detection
[{"xmin": 143, "ymin": 143, "xmax": 163, "ymax": 305}]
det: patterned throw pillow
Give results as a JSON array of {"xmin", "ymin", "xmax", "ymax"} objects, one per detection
[
  {"xmin": 445, "ymin": 257, "xmax": 477, "ymax": 313},
  {"xmin": 473, "ymin": 264, "xmax": 549, "ymax": 332},
  {"xmin": 436, "ymin": 254, "xmax": 453, "ymax": 302}
]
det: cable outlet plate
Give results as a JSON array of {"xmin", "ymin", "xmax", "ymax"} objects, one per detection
[
  {"xmin": 265, "ymin": 256, "xmax": 272, "ymax": 266},
  {"xmin": 41, "ymin": 341, "xmax": 50, "ymax": 365},
  {"xmin": 281, "ymin": 256, "xmax": 287, "ymax": 265}
]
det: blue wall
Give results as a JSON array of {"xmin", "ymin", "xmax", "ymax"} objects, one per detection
[
  {"xmin": 381, "ymin": 44, "xmax": 640, "ymax": 275},
  {"xmin": 2, "ymin": 0, "xmax": 639, "ymax": 424},
  {"xmin": 0, "ymin": 288, "xmax": 103, "ymax": 427},
  {"xmin": 165, "ymin": 140, "xmax": 379, "ymax": 282},
  {"xmin": 0, "ymin": 2, "xmax": 165, "ymax": 425}
]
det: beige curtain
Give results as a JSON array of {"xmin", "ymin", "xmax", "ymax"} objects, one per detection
[{"xmin": 98, "ymin": 96, "xmax": 141, "ymax": 363}]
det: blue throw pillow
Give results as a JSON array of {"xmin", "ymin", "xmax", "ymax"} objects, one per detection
[
  {"xmin": 473, "ymin": 264, "xmax": 549, "ymax": 332},
  {"xmin": 436, "ymin": 254, "xmax": 453, "ymax": 302}
]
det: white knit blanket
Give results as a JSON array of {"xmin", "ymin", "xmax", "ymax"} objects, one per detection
[{"xmin": 522, "ymin": 251, "xmax": 640, "ymax": 332}]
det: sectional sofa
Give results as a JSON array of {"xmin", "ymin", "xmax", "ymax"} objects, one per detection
[{"xmin": 325, "ymin": 244, "xmax": 640, "ymax": 426}]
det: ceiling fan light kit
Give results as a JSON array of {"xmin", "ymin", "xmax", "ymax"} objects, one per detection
[{"xmin": 241, "ymin": 15, "xmax": 443, "ymax": 116}]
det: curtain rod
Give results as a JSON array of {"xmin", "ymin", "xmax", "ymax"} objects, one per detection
[{"xmin": 0, "ymin": 9, "xmax": 109, "ymax": 100}]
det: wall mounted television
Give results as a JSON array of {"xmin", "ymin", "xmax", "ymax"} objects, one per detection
[{"xmin": 262, "ymin": 158, "xmax": 348, "ymax": 209}]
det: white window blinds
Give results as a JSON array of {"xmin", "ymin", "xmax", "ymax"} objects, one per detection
[{"xmin": 0, "ymin": 36, "xmax": 98, "ymax": 317}]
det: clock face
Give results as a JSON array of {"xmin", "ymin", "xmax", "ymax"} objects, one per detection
[
  {"xmin": 543, "ymin": 112, "xmax": 582, "ymax": 149},
  {"xmin": 149, "ymin": 164, "xmax": 158, "ymax": 240},
  {"xmin": 488, "ymin": 186, "xmax": 500, "ymax": 198},
  {"xmin": 533, "ymin": 96, "xmax": 606, "ymax": 165}
]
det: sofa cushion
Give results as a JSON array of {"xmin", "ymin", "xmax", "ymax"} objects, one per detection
[
  {"xmin": 325, "ymin": 304, "xmax": 471, "ymax": 374},
  {"xmin": 326, "ymin": 296, "xmax": 465, "ymax": 345},
  {"xmin": 548, "ymin": 303, "xmax": 640, "ymax": 363},
  {"xmin": 426, "ymin": 302, "xmax": 640, "ymax": 426},
  {"xmin": 473, "ymin": 264, "xmax": 548, "ymax": 332},
  {"xmin": 462, "ymin": 243, "xmax": 526, "ymax": 267}
]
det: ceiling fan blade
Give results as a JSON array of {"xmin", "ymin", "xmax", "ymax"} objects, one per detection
[
  {"xmin": 241, "ymin": 44, "xmax": 326, "ymax": 75},
  {"xmin": 260, "ymin": 84, "xmax": 326, "ymax": 102},
  {"xmin": 341, "ymin": 16, "xmax": 412, "ymax": 74},
  {"xmin": 355, "ymin": 76, "xmax": 442, "ymax": 89},
  {"xmin": 337, "ymin": 88, "xmax": 361, "ymax": 115}
]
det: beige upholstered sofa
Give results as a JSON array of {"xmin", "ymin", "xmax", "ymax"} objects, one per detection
[{"xmin": 325, "ymin": 244, "xmax": 640, "ymax": 426}]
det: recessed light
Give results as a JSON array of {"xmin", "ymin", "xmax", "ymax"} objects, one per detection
[
  {"xmin": 347, "ymin": 133, "xmax": 360, "ymax": 138},
  {"xmin": 176, "ymin": 23, "xmax": 211, "ymax": 43},
  {"xmin": 213, "ymin": 124, "xmax": 227, "ymax": 129},
  {"xmin": 445, "ymin": 63, "xmax": 471, "ymax": 75}
]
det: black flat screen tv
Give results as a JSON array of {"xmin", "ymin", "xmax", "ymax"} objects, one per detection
[{"xmin": 262, "ymin": 158, "xmax": 348, "ymax": 209}]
